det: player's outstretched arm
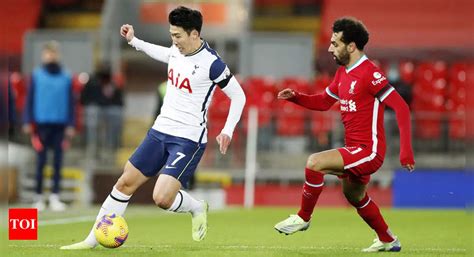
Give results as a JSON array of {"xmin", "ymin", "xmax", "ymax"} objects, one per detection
[
  {"xmin": 384, "ymin": 91, "xmax": 415, "ymax": 172},
  {"xmin": 120, "ymin": 24, "xmax": 171, "ymax": 63},
  {"xmin": 217, "ymin": 77, "xmax": 246, "ymax": 154},
  {"xmin": 278, "ymin": 88, "xmax": 336, "ymax": 111}
]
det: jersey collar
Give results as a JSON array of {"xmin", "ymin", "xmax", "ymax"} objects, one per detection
[
  {"xmin": 185, "ymin": 40, "xmax": 205, "ymax": 57},
  {"xmin": 345, "ymin": 54, "xmax": 368, "ymax": 73}
]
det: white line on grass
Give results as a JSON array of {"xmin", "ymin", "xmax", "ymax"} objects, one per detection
[
  {"xmin": 8, "ymin": 244, "xmax": 467, "ymax": 253},
  {"xmin": 38, "ymin": 216, "xmax": 96, "ymax": 226}
]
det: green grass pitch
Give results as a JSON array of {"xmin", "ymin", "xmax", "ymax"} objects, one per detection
[{"xmin": 4, "ymin": 206, "xmax": 473, "ymax": 257}]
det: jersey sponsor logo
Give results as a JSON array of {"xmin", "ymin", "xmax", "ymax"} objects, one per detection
[
  {"xmin": 349, "ymin": 80, "xmax": 357, "ymax": 94},
  {"xmin": 340, "ymin": 99, "xmax": 357, "ymax": 112},
  {"xmin": 371, "ymin": 72, "xmax": 386, "ymax": 86},
  {"xmin": 168, "ymin": 68, "xmax": 193, "ymax": 93}
]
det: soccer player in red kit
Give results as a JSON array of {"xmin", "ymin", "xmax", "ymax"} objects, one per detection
[{"xmin": 274, "ymin": 17, "xmax": 415, "ymax": 252}]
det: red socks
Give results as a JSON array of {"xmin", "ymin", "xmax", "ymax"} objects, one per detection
[
  {"xmin": 297, "ymin": 168, "xmax": 324, "ymax": 222},
  {"xmin": 352, "ymin": 194, "xmax": 394, "ymax": 242}
]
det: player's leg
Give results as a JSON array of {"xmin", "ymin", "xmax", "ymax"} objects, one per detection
[
  {"xmin": 61, "ymin": 129, "xmax": 167, "ymax": 250},
  {"xmin": 49, "ymin": 125, "xmax": 66, "ymax": 211},
  {"xmin": 32, "ymin": 147, "xmax": 47, "ymax": 211},
  {"xmin": 60, "ymin": 161, "xmax": 149, "ymax": 250},
  {"xmin": 274, "ymin": 149, "xmax": 344, "ymax": 235},
  {"xmin": 154, "ymin": 136, "xmax": 207, "ymax": 241},
  {"xmin": 342, "ymin": 173, "xmax": 400, "ymax": 252},
  {"xmin": 153, "ymin": 174, "xmax": 208, "ymax": 239},
  {"xmin": 32, "ymin": 125, "xmax": 49, "ymax": 211}
]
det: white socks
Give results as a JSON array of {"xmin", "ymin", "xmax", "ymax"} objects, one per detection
[
  {"xmin": 167, "ymin": 190, "xmax": 202, "ymax": 215},
  {"xmin": 84, "ymin": 186, "xmax": 131, "ymax": 246}
]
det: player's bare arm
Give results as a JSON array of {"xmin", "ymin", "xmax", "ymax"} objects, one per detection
[{"xmin": 120, "ymin": 24, "xmax": 134, "ymax": 42}]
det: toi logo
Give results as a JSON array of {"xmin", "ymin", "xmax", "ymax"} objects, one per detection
[{"xmin": 9, "ymin": 208, "xmax": 38, "ymax": 240}]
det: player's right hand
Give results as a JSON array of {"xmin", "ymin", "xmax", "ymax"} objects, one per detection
[
  {"xmin": 120, "ymin": 24, "xmax": 134, "ymax": 42},
  {"xmin": 277, "ymin": 88, "xmax": 296, "ymax": 100},
  {"xmin": 402, "ymin": 163, "xmax": 415, "ymax": 172},
  {"xmin": 22, "ymin": 124, "xmax": 32, "ymax": 135}
]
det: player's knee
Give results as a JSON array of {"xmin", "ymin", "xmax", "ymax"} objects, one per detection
[
  {"xmin": 306, "ymin": 154, "xmax": 324, "ymax": 171},
  {"xmin": 153, "ymin": 194, "xmax": 173, "ymax": 209},
  {"xmin": 115, "ymin": 177, "xmax": 134, "ymax": 196},
  {"xmin": 343, "ymin": 190, "xmax": 364, "ymax": 206}
]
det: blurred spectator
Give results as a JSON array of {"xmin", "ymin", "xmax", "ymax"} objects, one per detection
[
  {"xmin": 23, "ymin": 41, "xmax": 74, "ymax": 211},
  {"xmin": 387, "ymin": 62, "xmax": 413, "ymax": 106},
  {"xmin": 80, "ymin": 63, "xmax": 124, "ymax": 156},
  {"xmin": 154, "ymin": 81, "xmax": 167, "ymax": 118},
  {"xmin": 8, "ymin": 79, "xmax": 16, "ymax": 136}
]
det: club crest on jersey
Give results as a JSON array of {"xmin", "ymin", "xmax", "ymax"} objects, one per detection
[
  {"xmin": 168, "ymin": 68, "xmax": 192, "ymax": 93},
  {"xmin": 192, "ymin": 65, "xmax": 199, "ymax": 75},
  {"xmin": 371, "ymin": 72, "xmax": 386, "ymax": 86},
  {"xmin": 349, "ymin": 80, "xmax": 357, "ymax": 94}
]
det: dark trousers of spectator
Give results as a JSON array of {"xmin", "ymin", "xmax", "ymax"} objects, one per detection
[{"xmin": 35, "ymin": 123, "xmax": 66, "ymax": 194}]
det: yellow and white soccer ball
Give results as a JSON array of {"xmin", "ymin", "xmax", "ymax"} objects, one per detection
[{"xmin": 94, "ymin": 213, "xmax": 129, "ymax": 248}]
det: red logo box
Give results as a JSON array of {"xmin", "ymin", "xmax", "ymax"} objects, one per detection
[{"xmin": 9, "ymin": 208, "xmax": 38, "ymax": 240}]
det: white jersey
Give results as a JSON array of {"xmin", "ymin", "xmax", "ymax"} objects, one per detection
[{"xmin": 130, "ymin": 38, "xmax": 232, "ymax": 143}]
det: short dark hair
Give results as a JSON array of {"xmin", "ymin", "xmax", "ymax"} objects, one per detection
[
  {"xmin": 168, "ymin": 6, "xmax": 203, "ymax": 35},
  {"xmin": 332, "ymin": 17, "xmax": 369, "ymax": 50}
]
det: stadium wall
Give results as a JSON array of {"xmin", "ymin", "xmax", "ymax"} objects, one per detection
[{"xmin": 393, "ymin": 169, "xmax": 472, "ymax": 209}]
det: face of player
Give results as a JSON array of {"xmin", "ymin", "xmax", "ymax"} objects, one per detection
[
  {"xmin": 170, "ymin": 25, "xmax": 200, "ymax": 55},
  {"xmin": 328, "ymin": 32, "xmax": 350, "ymax": 66},
  {"xmin": 41, "ymin": 49, "xmax": 59, "ymax": 64}
]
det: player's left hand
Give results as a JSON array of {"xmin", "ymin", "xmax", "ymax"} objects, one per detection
[
  {"xmin": 65, "ymin": 126, "xmax": 75, "ymax": 138},
  {"xmin": 402, "ymin": 163, "xmax": 415, "ymax": 172},
  {"xmin": 216, "ymin": 133, "xmax": 231, "ymax": 155}
]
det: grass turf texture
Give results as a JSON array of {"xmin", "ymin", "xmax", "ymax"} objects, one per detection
[{"xmin": 4, "ymin": 206, "xmax": 473, "ymax": 257}]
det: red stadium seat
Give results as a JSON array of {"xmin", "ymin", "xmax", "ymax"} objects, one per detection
[
  {"xmin": 445, "ymin": 62, "xmax": 468, "ymax": 140},
  {"xmin": 277, "ymin": 77, "xmax": 312, "ymax": 93},
  {"xmin": 275, "ymin": 101, "xmax": 306, "ymax": 136},
  {"xmin": 241, "ymin": 76, "xmax": 276, "ymax": 131},
  {"xmin": 313, "ymin": 73, "xmax": 332, "ymax": 92},
  {"xmin": 399, "ymin": 60, "xmax": 415, "ymax": 84}
]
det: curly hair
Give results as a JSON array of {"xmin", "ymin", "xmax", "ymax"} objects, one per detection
[
  {"xmin": 168, "ymin": 6, "xmax": 203, "ymax": 35},
  {"xmin": 332, "ymin": 17, "xmax": 369, "ymax": 50}
]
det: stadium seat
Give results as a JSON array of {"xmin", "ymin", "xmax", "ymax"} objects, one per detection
[
  {"xmin": 399, "ymin": 60, "xmax": 415, "ymax": 84},
  {"xmin": 275, "ymin": 101, "xmax": 306, "ymax": 136},
  {"xmin": 241, "ymin": 76, "xmax": 276, "ymax": 131},
  {"xmin": 446, "ymin": 62, "xmax": 468, "ymax": 140},
  {"xmin": 277, "ymin": 76, "xmax": 312, "ymax": 94}
]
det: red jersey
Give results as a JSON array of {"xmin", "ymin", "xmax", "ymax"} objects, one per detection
[{"xmin": 325, "ymin": 56, "xmax": 395, "ymax": 159}]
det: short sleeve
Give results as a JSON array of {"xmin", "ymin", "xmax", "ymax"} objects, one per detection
[
  {"xmin": 367, "ymin": 65, "xmax": 393, "ymax": 101},
  {"xmin": 210, "ymin": 58, "xmax": 233, "ymax": 88}
]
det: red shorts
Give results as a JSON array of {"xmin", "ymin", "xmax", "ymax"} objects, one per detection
[{"xmin": 337, "ymin": 145, "xmax": 384, "ymax": 185}]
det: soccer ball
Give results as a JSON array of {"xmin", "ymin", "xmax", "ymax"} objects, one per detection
[{"xmin": 94, "ymin": 213, "xmax": 129, "ymax": 248}]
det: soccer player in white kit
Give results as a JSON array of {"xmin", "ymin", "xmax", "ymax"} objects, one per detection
[{"xmin": 61, "ymin": 6, "xmax": 246, "ymax": 249}]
